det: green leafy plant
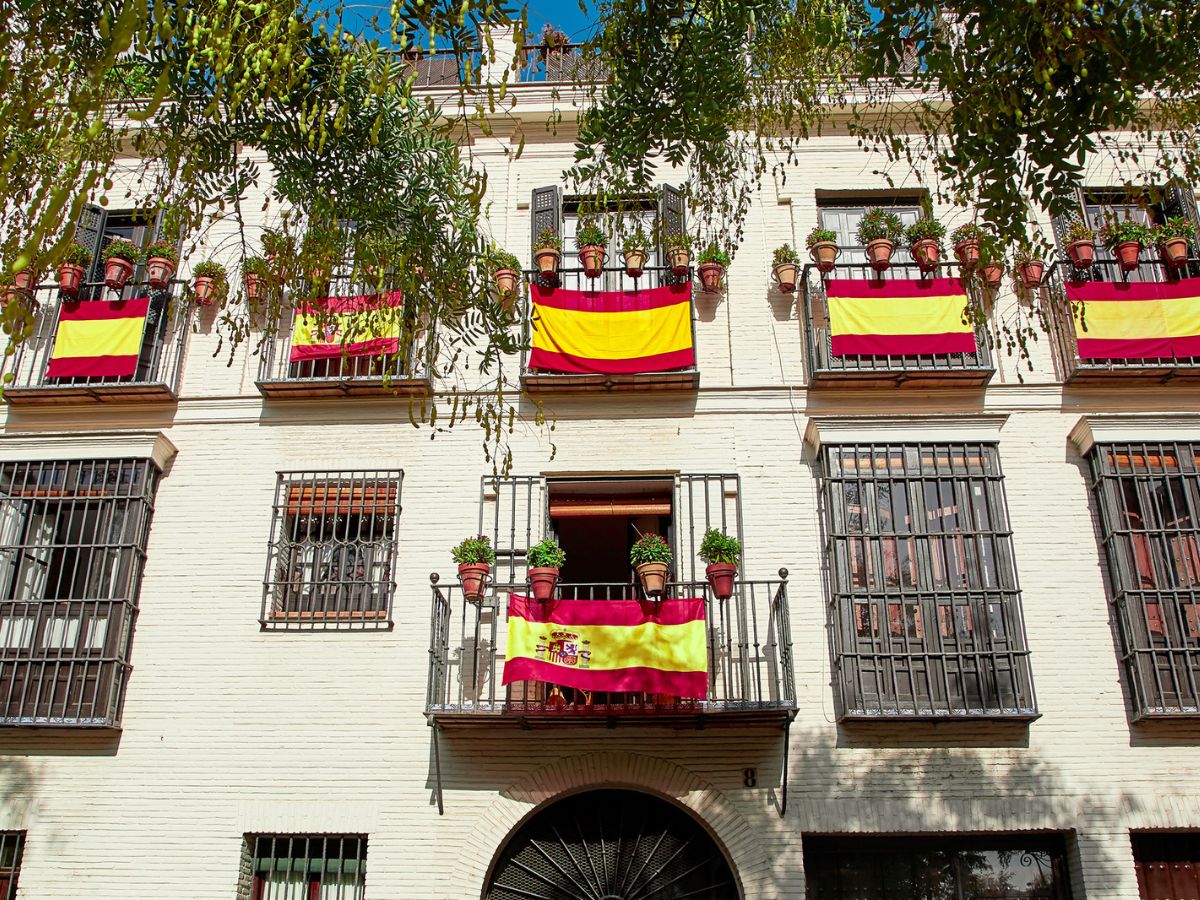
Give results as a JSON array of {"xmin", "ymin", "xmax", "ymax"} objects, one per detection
[
  {"xmin": 698, "ymin": 529, "xmax": 741, "ymax": 566},
  {"xmin": 102, "ymin": 239, "xmax": 143, "ymax": 264},
  {"xmin": 243, "ymin": 256, "xmax": 269, "ymax": 277},
  {"xmin": 1065, "ymin": 219, "xmax": 1095, "ymax": 243},
  {"xmin": 1099, "ymin": 220, "xmax": 1148, "ymax": 250},
  {"xmin": 666, "ymin": 233, "xmax": 692, "ymax": 252},
  {"xmin": 489, "ymin": 246, "xmax": 521, "ymax": 271},
  {"xmin": 576, "ymin": 219, "xmax": 608, "ymax": 248},
  {"xmin": 772, "ymin": 244, "xmax": 801, "ymax": 266},
  {"xmin": 61, "ymin": 242, "xmax": 91, "ymax": 266},
  {"xmin": 541, "ymin": 24, "xmax": 568, "ymax": 49},
  {"xmin": 193, "ymin": 260, "xmax": 227, "ymax": 279},
  {"xmin": 1154, "ymin": 217, "xmax": 1196, "ymax": 244},
  {"xmin": 527, "ymin": 538, "xmax": 567, "ymax": 569},
  {"xmin": 698, "ymin": 241, "xmax": 730, "ymax": 266},
  {"xmin": 624, "ymin": 223, "xmax": 651, "ymax": 254},
  {"xmin": 976, "ymin": 233, "xmax": 1005, "ymax": 268},
  {"xmin": 950, "ymin": 223, "xmax": 984, "ymax": 245},
  {"xmin": 806, "ymin": 227, "xmax": 838, "ymax": 250},
  {"xmin": 855, "ymin": 209, "xmax": 904, "ymax": 244},
  {"xmin": 630, "ymin": 533, "xmax": 673, "ymax": 566},
  {"xmin": 261, "ymin": 229, "xmax": 296, "ymax": 260},
  {"xmin": 145, "ymin": 240, "xmax": 178, "ymax": 262},
  {"xmin": 452, "ymin": 534, "xmax": 496, "ymax": 565},
  {"xmin": 533, "ymin": 228, "xmax": 562, "ymax": 252},
  {"xmin": 904, "ymin": 216, "xmax": 946, "ymax": 244}
]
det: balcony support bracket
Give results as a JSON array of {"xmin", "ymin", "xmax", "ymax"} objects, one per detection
[{"xmin": 776, "ymin": 719, "xmax": 790, "ymax": 819}]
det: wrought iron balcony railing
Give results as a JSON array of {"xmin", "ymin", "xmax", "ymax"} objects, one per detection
[
  {"xmin": 517, "ymin": 44, "xmax": 607, "ymax": 83},
  {"xmin": 519, "ymin": 266, "xmax": 699, "ymax": 392},
  {"xmin": 1048, "ymin": 257, "xmax": 1200, "ymax": 384},
  {"xmin": 425, "ymin": 574, "xmax": 796, "ymax": 727},
  {"xmin": 801, "ymin": 259, "xmax": 995, "ymax": 388},
  {"xmin": 403, "ymin": 44, "xmax": 606, "ymax": 88},
  {"xmin": 4, "ymin": 281, "xmax": 189, "ymax": 405}
]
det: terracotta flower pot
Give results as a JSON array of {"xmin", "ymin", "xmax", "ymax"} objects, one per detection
[
  {"xmin": 624, "ymin": 248, "xmax": 648, "ymax": 278},
  {"xmin": 1161, "ymin": 237, "xmax": 1190, "ymax": 269},
  {"xmin": 245, "ymin": 273, "xmax": 262, "ymax": 303},
  {"xmin": 1, "ymin": 289, "xmax": 37, "ymax": 318},
  {"xmin": 13, "ymin": 269, "xmax": 39, "ymax": 292},
  {"xmin": 1019, "ymin": 260, "xmax": 1045, "ymax": 289},
  {"xmin": 635, "ymin": 561, "xmax": 669, "ymax": 598},
  {"xmin": 528, "ymin": 567, "xmax": 560, "ymax": 601},
  {"xmin": 809, "ymin": 241, "xmax": 839, "ymax": 273},
  {"xmin": 953, "ymin": 240, "xmax": 980, "ymax": 271},
  {"xmin": 772, "ymin": 262, "xmax": 798, "ymax": 294},
  {"xmin": 911, "ymin": 239, "xmax": 940, "ymax": 272},
  {"xmin": 493, "ymin": 268, "xmax": 519, "ymax": 304},
  {"xmin": 1115, "ymin": 240, "xmax": 1142, "ymax": 272},
  {"xmin": 458, "ymin": 562, "xmax": 491, "ymax": 603},
  {"xmin": 698, "ymin": 262, "xmax": 724, "ymax": 293},
  {"xmin": 980, "ymin": 263, "xmax": 1004, "ymax": 288},
  {"xmin": 705, "ymin": 563, "xmax": 737, "ymax": 601},
  {"xmin": 579, "ymin": 245, "xmax": 607, "ymax": 279},
  {"xmin": 146, "ymin": 256, "xmax": 176, "ymax": 290},
  {"xmin": 192, "ymin": 276, "xmax": 216, "ymax": 306},
  {"xmin": 1068, "ymin": 239, "xmax": 1095, "ymax": 269},
  {"xmin": 866, "ymin": 239, "xmax": 895, "ymax": 272},
  {"xmin": 104, "ymin": 257, "xmax": 134, "ymax": 291},
  {"xmin": 668, "ymin": 247, "xmax": 691, "ymax": 277},
  {"xmin": 58, "ymin": 263, "xmax": 85, "ymax": 297},
  {"xmin": 534, "ymin": 247, "xmax": 561, "ymax": 281}
]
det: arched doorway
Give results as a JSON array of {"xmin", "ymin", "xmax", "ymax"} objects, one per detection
[{"xmin": 484, "ymin": 788, "xmax": 740, "ymax": 900}]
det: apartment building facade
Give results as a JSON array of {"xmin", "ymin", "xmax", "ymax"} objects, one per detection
[{"xmin": 0, "ymin": 39, "xmax": 1199, "ymax": 900}]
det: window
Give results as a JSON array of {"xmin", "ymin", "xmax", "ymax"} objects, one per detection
[
  {"xmin": 1083, "ymin": 191, "xmax": 1164, "ymax": 283},
  {"xmin": 804, "ymin": 834, "xmax": 1071, "ymax": 899},
  {"xmin": 1132, "ymin": 832, "xmax": 1200, "ymax": 899},
  {"xmin": 0, "ymin": 458, "xmax": 160, "ymax": 726},
  {"xmin": 244, "ymin": 834, "xmax": 367, "ymax": 900},
  {"xmin": 818, "ymin": 201, "xmax": 922, "ymax": 268},
  {"xmin": 819, "ymin": 443, "xmax": 1036, "ymax": 718},
  {"xmin": 1087, "ymin": 443, "xmax": 1200, "ymax": 717},
  {"xmin": 0, "ymin": 832, "xmax": 23, "ymax": 900},
  {"xmin": 262, "ymin": 471, "xmax": 402, "ymax": 630}
]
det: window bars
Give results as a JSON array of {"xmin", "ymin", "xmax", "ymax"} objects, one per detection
[
  {"xmin": 262, "ymin": 471, "xmax": 402, "ymax": 630},
  {"xmin": 0, "ymin": 832, "xmax": 24, "ymax": 900},
  {"xmin": 1088, "ymin": 443, "xmax": 1200, "ymax": 718},
  {"xmin": 819, "ymin": 443, "xmax": 1037, "ymax": 719},
  {"xmin": 244, "ymin": 834, "xmax": 367, "ymax": 900},
  {"xmin": 0, "ymin": 459, "xmax": 160, "ymax": 726}
]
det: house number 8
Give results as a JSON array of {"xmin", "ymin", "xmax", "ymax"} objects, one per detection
[{"xmin": 743, "ymin": 768, "xmax": 757, "ymax": 787}]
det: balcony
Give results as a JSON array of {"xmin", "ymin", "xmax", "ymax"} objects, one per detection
[
  {"xmin": 406, "ymin": 44, "xmax": 606, "ymax": 88},
  {"xmin": 4, "ymin": 281, "xmax": 188, "ymax": 405},
  {"xmin": 520, "ymin": 266, "xmax": 700, "ymax": 393},
  {"xmin": 801, "ymin": 260, "xmax": 995, "ymax": 388},
  {"xmin": 1049, "ymin": 257, "xmax": 1200, "ymax": 384},
  {"xmin": 425, "ymin": 574, "xmax": 796, "ymax": 729}
]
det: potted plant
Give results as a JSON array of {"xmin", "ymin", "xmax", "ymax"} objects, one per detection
[
  {"xmin": 10, "ymin": 259, "xmax": 42, "ymax": 294},
  {"xmin": 1013, "ymin": 245, "xmax": 1046, "ymax": 289},
  {"xmin": 951, "ymin": 223, "xmax": 983, "ymax": 270},
  {"xmin": 666, "ymin": 233, "xmax": 692, "ymax": 276},
  {"xmin": 527, "ymin": 537, "xmax": 566, "ymax": 601},
  {"xmin": 772, "ymin": 244, "xmax": 801, "ymax": 293},
  {"xmin": 630, "ymin": 533, "xmax": 672, "ymax": 598},
  {"xmin": 806, "ymin": 226, "xmax": 839, "ymax": 273},
  {"xmin": 533, "ymin": 228, "xmax": 562, "ymax": 282},
  {"xmin": 1154, "ymin": 217, "xmax": 1195, "ymax": 269},
  {"xmin": 697, "ymin": 242, "xmax": 729, "ymax": 292},
  {"xmin": 540, "ymin": 23, "xmax": 568, "ymax": 59},
  {"xmin": 1065, "ymin": 219, "xmax": 1096, "ymax": 269},
  {"xmin": 102, "ymin": 239, "xmax": 143, "ymax": 291},
  {"xmin": 452, "ymin": 534, "xmax": 496, "ymax": 603},
  {"xmin": 698, "ymin": 528, "xmax": 741, "ymax": 601},
  {"xmin": 191, "ymin": 260, "xmax": 226, "ymax": 306},
  {"xmin": 977, "ymin": 235, "xmax": 1005, "ymax": 288},
  {"xmin": 905, "ymin": 216, "xmax": 946, "ymax": 272},
  {"xmin": 262, "ymin": 229, "xmax": 295, "ymax": 273},
  {"xmin": 0, "ymin": 274, "xmax": 37, "ymax": 317},
  {"xmin": 1099, "ymin": 220, "xmax": 1147, "ymax": 272},
  {"xmin": 623, "ymin": 224, "xmax": 651, "ymax": 277},
  {"xmin": 243, "ymin": 256, "xmax": 269, "ymax": 304},
  {"xmin": 144, "ymin": 240, "xmax": 178, "ymax": 290},
  {"xmin": 576, "ymin": 219, "xmax": 608, "ymax": 278},
  {"xmin": 58, "ymin": 242, "xmax": 91, "ymax": 296},
  {"xmin": 856, "ymin": 208, "xmax": 904, "ymax": 271},
  {"xmin": 489, "ymin": 247, "xmax": 522, "ymax": 306}
]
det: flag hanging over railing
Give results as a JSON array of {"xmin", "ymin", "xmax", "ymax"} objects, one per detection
[
  {"xmin": 827, "ymin": 278, "xmax": 975, "ymax": 356},
  {"xmin": 1067, "ymin": 277, "xmax": 1200, "ymax": 360},
  {"xmin": 501, "ymin": 594, "xmax": 708, "ymax": 698},
  {"xmin": 289, "ymin": 291, "xmax": 403, "ymax": 362},
  {"xmin": 46, "ymin": 298, "xmax": 149, "ymax": 378},
  {"xmin": 529, "ymin": 280, "xmax": 694, "ymax": 374}
]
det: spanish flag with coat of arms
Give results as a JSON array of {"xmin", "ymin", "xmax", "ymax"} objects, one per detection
[{"xmin": 289, "ymin": 290, "xmax": 404, "ymax": 362}]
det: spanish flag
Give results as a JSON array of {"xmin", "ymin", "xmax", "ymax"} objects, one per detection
[
  {"xmin": 529, "ymin": 280, "xmax": 695, "ymax": 374},
  {"xmin": 501, "ymin": 594, "xmax": 708, "ymax": 698},
  {"xmin": 1067, "ymin": 277, "xmax": 1200, "ymax": 360},
  {"xmin": 827, "ymin": 278, "xmax": 976, "ymax": 356},
  {"xmin": 45, "ymin": 298, "xmax": 149, "ymax": 378},
  {"xmin": 289, "ymin": 291, "xmax": 404, "ymax": 362}
]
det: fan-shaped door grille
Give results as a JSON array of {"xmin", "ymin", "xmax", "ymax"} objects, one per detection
[{"xmin": 485, "ymin": 789, "xmax": 738, "ymax": 900}]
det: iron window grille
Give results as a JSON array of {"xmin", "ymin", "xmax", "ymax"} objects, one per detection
[
  {"xmin": 819, "ymin": 443, "xmax": 1037, "ymax": 719},
  {"xmin": 262, "ymin": 471, "xmax": 403, "ymax": 630},
  {"xmin": 242, "ymin": 834, "xmax": 367, "ymax": 900},
  {"xmin": 0, "ymin": 832, "xmax": 23, "ymax": 900},
  {"xmin": 1087, "ymin": 443, "xmax": 1200, "ymax": 718},
  {"xmin": 0, "ymin": 458, "xmax": 160, "ymax": 727}
]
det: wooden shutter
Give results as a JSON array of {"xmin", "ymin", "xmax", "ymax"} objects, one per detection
[
  {"xmin": 73, "ymin": 204, "xmax": 108, "ymax": 296},
  {"xmin": 1162, "ymin": 181, "xmax": 1200, "ymax": 277},
  {"xmin": 659, "ymin": 184, "xmax": 686, "ymax": 255},
  {"xmin": 1050, "ymin": 186, "xmax": 1086, "ymax": 256},
  {"xmin": 530, "ymin": 186, "xmax": 561, "ymax": 253}
]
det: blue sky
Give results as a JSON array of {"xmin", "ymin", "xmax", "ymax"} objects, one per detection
[{"xmin": 326, "ymin": 1, "xmax": 599, "ymax": 47}]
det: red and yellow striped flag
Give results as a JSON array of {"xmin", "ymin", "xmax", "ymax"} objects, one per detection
[
  {"xmin": 827, "ymin": 277, "xmax": 975, "ymax": 356},
  {"xmin": 1067, "ymin": 277, "xmax": 1200, "ymax": 359},
  {"xmin": 289, "ymin": 291, "xmax": 403, "ymax": 362},
  {"xmin": 501, "ymin": 594, "xmax": 708, "ymax": 698},
  {"xmin": 46, "ymin": 298, "xmax": 149, "ymax": 378},
  {"xmin": 529, "ymin": 280, "xmax": 694, "ymax": 374}
]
